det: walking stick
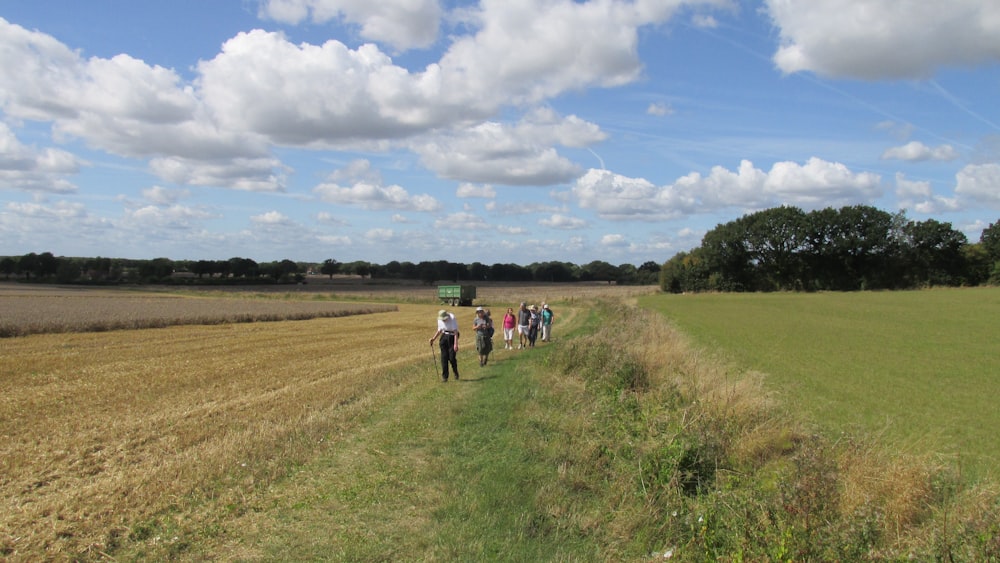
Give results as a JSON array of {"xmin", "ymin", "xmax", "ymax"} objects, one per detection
[{"xmin": 430, "ymin": 341, "xmax": 437, "ymax": 377}]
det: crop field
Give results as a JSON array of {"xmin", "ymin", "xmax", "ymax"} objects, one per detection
[
  {"xmin": 0, "ymin": 285, "xmax": 397, "ymax": 337},
  {"xmin": 640, "ymin": 287, "xmax": 1000, "ymax": 481},
  {"xmin": 0, "ymin": 282, "xmax": 614, "ymax": 559}
]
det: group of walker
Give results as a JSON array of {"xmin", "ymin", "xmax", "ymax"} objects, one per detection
[{"xmin": 428, "ymin": 302, "xmax": 554, "ymax": 383}]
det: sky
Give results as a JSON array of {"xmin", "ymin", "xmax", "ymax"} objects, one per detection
[{"xmin": 1, "ymin": 1, "xmax": 998, "ymax": 266}]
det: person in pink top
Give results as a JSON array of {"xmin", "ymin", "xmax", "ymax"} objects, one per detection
[{"xmin": 501, "ymin": 307, "xmax": 517, "ymax": 350}]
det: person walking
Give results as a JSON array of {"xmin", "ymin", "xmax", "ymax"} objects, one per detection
[
  {"xmin": 501, "ymin": 307, "xmax": 517, "ymax": 350},
  {"xmin": 473, "ymin": 306, "xmax": 493, "ymax": 366},
  {"xmin": 527, "ymin": 304, "xmax": 540, "ymax": 347},
  {"xmin": 517, "ymin": 302, "xmax": 531, "ymax": 349},
  {"xmin": 541, "ymin": 303, "xmax": 554, "ymax": 342},
  {"xmin": 429, "ymin": 309, "xmax": 460, "ymax": 382}
]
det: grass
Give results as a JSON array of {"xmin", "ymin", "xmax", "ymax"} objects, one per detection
[
  {"xmin": 638, "ymin": 287, "xmax": 1000, "ymax": 482},
  {"xmin": 6, "ymin": 286, "xmax": 1000, "ymax": 560}
]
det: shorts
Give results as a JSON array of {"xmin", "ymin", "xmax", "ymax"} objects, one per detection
[
  {"xmin": 518, "ymin": 324, "xmax": 529, "ymax": 335},
  {"xmin": 504, "ymin": 327, "xmax": 515, "ymax": 340}
]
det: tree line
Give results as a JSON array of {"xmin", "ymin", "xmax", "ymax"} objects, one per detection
[
  {"xmin": 660, "ymin": 205, "xmax": 1000, "ymax": 293},
  {"xmin": 0, "ymin": 253, "xmax": 663, "ymax": 286}
]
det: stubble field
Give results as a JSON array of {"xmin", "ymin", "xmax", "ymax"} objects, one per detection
[{"xmin": 1, "ymin": 282, "xmax": 644, "ymax": 559}]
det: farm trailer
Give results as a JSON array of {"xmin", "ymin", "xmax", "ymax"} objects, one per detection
[{"xmin": 438, "ymin": 285, "xmax": 476, "ymax": 307}]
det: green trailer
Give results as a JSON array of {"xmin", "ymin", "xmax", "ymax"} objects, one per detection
[{"xmin": 438, "ymin": 284, "xmax": 476, "ymax": 307}]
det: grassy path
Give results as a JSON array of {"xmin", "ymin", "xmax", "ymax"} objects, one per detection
[{"xmin": 198, "ymin": 307, "xmax": 595, "ymax": 561}]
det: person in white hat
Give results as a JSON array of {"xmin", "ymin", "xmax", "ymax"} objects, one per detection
[
  {"xmin": 429, "ymin": 309, "xmax": 460, "ymax": 382},
  {"xmin": 472, "ymin": 306, "xmax": 493, "ymax": 366},
  {"xmin": 541, "ymin": 303, "xmax": 554, "ymax": 342}
]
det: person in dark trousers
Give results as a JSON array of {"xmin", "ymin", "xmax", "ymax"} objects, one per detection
[
  {"xmin": 527, "ymin": 304, "xmax": 540, "ymax": 347},
  {"xmin": 517, "ymin": 301, "xmax": 531, "ymax": 349},
  {"xmin": 429, "ymin": 309, "xmax": 460, "ymax": 382},
  {"xmin": 472, "ymin": 306, "xmax": 493, "ymax": 366}
]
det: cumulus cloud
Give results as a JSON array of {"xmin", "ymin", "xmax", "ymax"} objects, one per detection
[
  {"xmin": 141, "ymin": 186, "xmax": 191, "ymax": 205},
  {"xmin": 0, "ymin": 122, "xmax": 81, "ymax": 193},
  {"xmin": 540, "ymin": 213, "xmax": 588, "ymax": 229},
  {"xmin": 955, "ymin": 163, "xmax": 1000, "ymax": 208},
  {"xmin": 124, "ymin": 204, "xmax": 216, "ymax": 230},
  {"xmin": 894, "ymin": 172, "xmax": 960, "ymax": 214},
  {"xmin": 258, "ymin": 0, "xmax": 442, "ymax": 51},
  {"xmin": 767, "ymin": 0, "xmax": 1000, "ymax": 79},
  {"xmin": 456, "ymin": 183, "xmax": 496, "ymax": 198},
  {"xmin": 433, "ymin": 211, "xmax": 489, "ymax": 230},
  {"xmin": 574, "ymin": 157, "xmax": 882, "ymax": 220},
  {"xmin": 313, "ymin": 159, "xmax": 442, "ymax": 211},
  {"xmin": 412, "ymin": 112, "xmax": 596, "ymax": 185},
  {"xmin": 882, "ymin": 141, "xmax": 959, "ymax": 162},
  {"xmin": 600, "ymin": 233, "xmax": 628, "ymax": 246}
]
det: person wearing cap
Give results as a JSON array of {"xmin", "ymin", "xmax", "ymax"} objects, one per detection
[
  {"xmin": 430, "ymin": 309, "xmax": 460, "ymax": 382},
  {"xmin": 516, "ymin": 302, "xmax": 531, "ymax": 349},
  {"xmin": 472, "ymin": 306, "xmax": 493, "ymax": 366},
  {"xmin": 527, "ymin": 304, "xmax": 540, "ymax": 347},
  {"xmin": 541, "ymin": 303, "xmax": 554, "ymax": 342}
]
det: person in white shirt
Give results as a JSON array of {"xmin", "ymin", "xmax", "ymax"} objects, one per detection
[{"xmin": 429, "ymin": 309, "xmax": 460, "ymax": 382}]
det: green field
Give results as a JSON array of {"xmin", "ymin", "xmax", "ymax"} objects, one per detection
[{"xmin": 640, "ymin": 287, "xmax": 1000, "ymax": 481}]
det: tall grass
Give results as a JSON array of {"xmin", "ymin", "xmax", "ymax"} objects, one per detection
[
  {"xmin": 639, "ymin": 288, "xmax": 1000, "ymax": 482},
  {"xmin": 534, "ymin": 300, "xmax": 1000, "ymax": 560}
]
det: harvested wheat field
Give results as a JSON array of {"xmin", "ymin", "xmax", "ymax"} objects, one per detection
[
  {"xmin": 0, "ymin": 284, "xmax": 396, "ymax": 337},
  {"xmin": 0, "ymin": 300, "xmax": 446, "ymax": 559},
  {"xmin": 0, "ymin": 282, "xmax": 641, "ymax": 559}
]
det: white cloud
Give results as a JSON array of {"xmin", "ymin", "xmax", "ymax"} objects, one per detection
[
  {"xmin": 600, "ymin": 233, "xmax": 628, "ymax": 246},
  {"xmin": 141, "ymin": 186, "xmax": 191, "ymax": 205},
  {"xmin": 894, "ymin": 172, "xmax": 960, "ymax": 214},
  {"xmin": 364, "ymin": 227, "xmax": 396, "ymax": 242},
  {"xmin": 955, "ymin": 163, "xmax": 1000, "ymax": 208},
  {"xmin": 882, "ymin": 141, "xmax": 959, "ymax": 162},
  {"xmin": 251, "ymin": 211, "xmax": 294, "ymax": 225},
  {"xmin": 5, "ymin": 200, "xmax": 88, "ymax": 219},
  {"xmin": 456, "ymin": 183, "xmax": 496, "ymax": 198},
  {"xmin": 313, "ymin": 159, "xmax": 442, "ymax": 211},
  {"xmin": 258, "ymin": 0, "xmax": 442, "ymax": 51},
  {"xmin": 0, "ymin": 122, "xmax": 82, "ymax": 193},
  {"xmin": 540, "ymin": 213, "xmax": 588, "ymax": 229},
  {"xmin": 691, "ymin": 14, "xmax": 719, "ymax": 29},
  {"xmin": 433, "ymin": 211, "xmax": 490, "ymax": 230},
  {"xmin": 124, "ymin": 204, "xmax": 216, "ymax": 230},
  {"xmin": 767, "ymin": 0, "xmax": 1000, "ymax": 79},
  {"xmin": 574, "ymin": 158, "xmax": 882, "ymax": 220},
  {"xmin": 646, "ymin": 102, "xmax": 674, "ymax": 117},
  {"xmin": 149, "ymin": 156, "xmax": 288, "ymax": 192},
  {"xmin": 412, "ymin": 116, "xmax": 589, "ymax": 186}
]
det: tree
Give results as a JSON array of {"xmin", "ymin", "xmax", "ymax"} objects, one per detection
[
  {"xmin": 0, "ymin": 257, "xmax": 16, "ymax": 279},
  {"xmin": 741, "ymin": 206, "xmax": 808, "ymax": 290},
  {"xmin": 320, "ymin": 259, "xmax": 340, "ymax": 279},
  {"xmin": 980, "ymin": 220, "xmax": 1000, "ymax": 262},
  {"xmin": 701, "ymin": 221, "xmax": 753, "ymax": 291},
  {"xmin": 659, "ymin": 248, "xmax": 710, "ymax": 293},
  {"xmin": 902, "ymin": 219, "xmax": 968, "ymax": 286},
  {"xmin": 139, "ymin": 258, "xmax": 175, "ymax": 281},
  {"xmin": 581, "ymin": 260, "xmax": 618, "ymax": 284}
]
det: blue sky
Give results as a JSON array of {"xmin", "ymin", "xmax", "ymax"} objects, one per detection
[{"xmin": 1, "ymin": 0, "xmax": 998, "ymax": 266}]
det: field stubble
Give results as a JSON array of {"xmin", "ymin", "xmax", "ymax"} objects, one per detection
[
  {"xmin": 1, "ymin": 283, "xmax": 640, "ymax": 559},
  {"xmin": 0, "ymin": 302, "xmax": 443, "ymax": 559}
]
